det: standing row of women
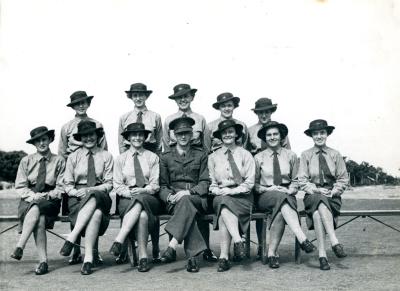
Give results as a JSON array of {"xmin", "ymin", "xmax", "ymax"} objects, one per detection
[{"xmin": 11, "ymin": 83, "xmax": 348, "ymax": 275}]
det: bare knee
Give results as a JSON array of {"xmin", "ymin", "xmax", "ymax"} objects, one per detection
[
  {"xmin": 139, "ymin": 210, "xmax": 148, "ymax": 222},
  {"xmin": 92, "ymin": 209, "xmax": 103, "ymax": 222},
  {"xmin": 275, "ymin": 212, "xmax": 284, "ymax": 222},
  {"xmin": 312, "ymin": 211, "xmax": 321, "ymax": 220},
  {"xmin": 38, "ymin": 215, "xmax": 46, "ymax": 228}
]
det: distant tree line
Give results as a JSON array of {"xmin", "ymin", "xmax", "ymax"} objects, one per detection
[
  {"xmin": 0, "ymin": 150, "xmax": 27, "ymax": 182},
  {"xmin": 344, "ymin": 157, "xmax": 399, "ymax": 186}
]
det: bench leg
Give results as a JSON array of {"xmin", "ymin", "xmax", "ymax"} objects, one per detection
[
  {"xmin": 261, "ymin": 217, "xmax": 268, "ymax": 265},
  {"xmin": 295, "ymin": 217, "xmax": 302, "ymax": 264},
  {"xmin": 127, "ymin": 233, "xmax": 138, "ymax": 267},
  {"xmin": 245, "ymin": 226, "xmax": 251, "ymax": 258}
]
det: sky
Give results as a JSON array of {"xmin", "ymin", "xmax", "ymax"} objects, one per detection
[{"xmin": 0, "ymin": 0, "xmax": 399, "ymax": 176}]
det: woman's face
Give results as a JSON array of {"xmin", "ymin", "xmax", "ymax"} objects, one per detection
[
  {"xmin": 128, "ymin": 132, "xmax": 145, "ymax": 149},
  {"xmin": 34, "ymin": 135, "xmax": 51, "ymax": 154},
  {"xmin": 72, "ymin": 100, "xmax": 90, "ymax": 116},
  {"xmin": 81, "ymin": 132, "xmax": 98, "ymax": 149},
  {"xmin": 265, "ymin": 127, "xmax": 281, "ymax": 149},
  {"xmin": 257, "ymin": 110, "xmax": 273, "ymax": 125},
  {"xmin": 130, "ymin": 92, "xmax": 147, "ymax": 108},
  {"xmin": 312, "ymin": 129, "xmax": 328, "ymax": 147},
  {"xmin": 175, "ymin": 93, "xmax": 193, "ymax": 111},
  {"xmin": 219, "ymin": 100, "xmax": 235, "ymax": 119},
  {"xmin": 175, "ymin": 131, "xmax": 193, "ymax": 147},
  {"xmin": 221, "ymin": 126, "xmax": 237, "ymax": 145}
]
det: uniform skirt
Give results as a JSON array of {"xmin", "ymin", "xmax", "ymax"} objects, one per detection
[
  {"xmin": 68, "ymin": 189, "xmax": 112, "ymax": 236},
  {"xmin": 303, "ymin": 193, "xmax": 342, "ymax": 230},
  {"xmin": 256, "ymin": 190, "xmax": 298, "ymax": 229},
  {"xmin": 212, "ymin": 193, "xmax": 253, "ymax": 233},
  {"xmin": 18, "ymin": 198, "xmax": 61, "ymax": 234},
  {"xmin": 118, "ymin": 194, "xmax": 161, "ymax": 232}
]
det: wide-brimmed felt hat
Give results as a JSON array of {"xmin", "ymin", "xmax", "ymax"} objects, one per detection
[
  {"xmin": 125, "ymin": 83, "xmax": 152, "ymax": 97},
  {"xmin": 67, "ymin": 91, "xmax": 94, "ymax": 107},
  {"xmin": 252, "ymin": 98, "xmax": 277, "ymax": 113},
  {"xmin": 304, "ymin": 119, "xmax": 335, "ymax": 137},
  {"xmin": 168, "ymin": 84, "xmax": 197, "ymax": 99},
  {"xmin": 212, "ymin": 92, "xmax": 240, "ymax": 110},
  {"xmin": 257, "ymin": 121, "xmax": 288, "ymax": 142},
  {"xmin": 73, "ymin": 120, "xmax": 104, "ymax": 141},
  {"xmin": 26, "ymin": 126, "xmax": 55, "ymax": 144},
  {"xmin": 169, "ymin": 115, "xmax": 195, "ymax": 134},
  {"xmin": 121, "ymin": 122, "xmax": 151, "ymax": 140},
  {"xmin": 213, "ymin": 119, "xmax": 243, "ymax": 141}
]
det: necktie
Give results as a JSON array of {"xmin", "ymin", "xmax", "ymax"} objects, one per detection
[
  {"xmin": 87, "ymin": 150, "xmax": 96, "ymax": 187},
  {"xmin": 273, "ymin": 151, "xmax": 282, "ymax": 186},
  {"xmin": 318, "ymin": 150, "xmax": 333, "ymax": 186},
  {"xmin": 227, "ymin": 149, "xmax": 242, "ymax": 185},
  {"xmin": 134, "ymin": 152, "xmax": 146, "ymax": 187},
  {"xmin": 137, "ymin": 111, "xmax": 143, "ymax": 123},
  {"xmin": 34, "ymin": 157, "xmax": 46, "ymax": 192}
]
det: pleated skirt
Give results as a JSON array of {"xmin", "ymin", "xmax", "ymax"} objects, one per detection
[{"xmin": 303, "ymin": 193, "xmax": 342, "ymax": 230}]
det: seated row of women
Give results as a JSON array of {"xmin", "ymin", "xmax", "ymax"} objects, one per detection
[{"xmin": 12, "ymin": 113, "xmax": 348, "ymax": 276}]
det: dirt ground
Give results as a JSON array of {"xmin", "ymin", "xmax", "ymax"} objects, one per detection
[{"xmin": 1, "ymin": 187, "xmax": 400, "ymax": 290}]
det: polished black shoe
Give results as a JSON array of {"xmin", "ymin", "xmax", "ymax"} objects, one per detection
[
  {"xmin": 160, "ymin": 247, "xmax": 176, "ymax": 264},
  {"xmin": 109, "ymin": 242, "xmax": 122, "ymax": 257},
  {"xmin": 93, "ymin": 251, "xmax": 104, "ymax": 266},
  {"xmin": 319, "ymin": 257, "xmax": 331, "ymax": 271},
  {"xmin": 138, "ymin": 258, "xmax": 150, "ymax": 272},
  {"xmin": 69, "ymin": 253, "xmax": 83, "ymax": 265},
  {"xmin": 35, "ymin": 262, "xmax": 48, "ymax": 275},
  {"xmin": 217, "ymin": 258, "xmax": 230, "ymax": 272},
  {"xmin": 268, "ymin": 256, "xmax": 280, "ymax": 269},
  {"xmin": 186, "ymin": 257, "xmax": 199, "ymax": 273},
  {"xmin": 10, "ymin": 247, "xmax": 23, "ymax": 260},
  {"xmin": 81, "ymin": 262, "xmax": 93, "ymax": 275},
  {"xmin": 115, "ymin": 252, "xmax": 129, "ymax": 265},
  {"xmin": 300, "ymin": 239, "xmax": 317, "ymax": 253},
  {"xmin": 332, "ymin": 243, "xmax": 347, "ymax": 258},
  {"xmin": 202, "ymin": 249, "xmax": 218, "ymax": 262},
  {"xmin": 152, "ymin": 248, "xmax": 162, "ymax": 264},
  {"xmin": 232, "ymin": 241, "xmax": 245, "ymax": 262},
  {"xmin": 60, "ymin": 240, "xmax": 74, "ymax": 257}
]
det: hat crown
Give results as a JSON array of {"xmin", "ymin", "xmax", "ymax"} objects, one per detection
[
  {"xmin": 30, "ymin": 126, "xmax": 49, "ymax": 139},
  {"xmin": 70, "ymin": 91, "xmax": 89, "ymax": 102},
  {"xmin": 264, "ymin": 120, "xmax": 280, "ymax": 127},
  {"xmin": 255, "ymin": 98, "xmax": 273, "ymax": 108},
  {"xmin": 217, "ymin": 92, "xmax": 234, "ymax": 102},
  {"xmin": 77, "ymin": 120, "xmax": 97, "ymax": 134},
  {"xmin": 170, "ymin": 116, "xmax": 195, "ymax": 132},
  {"xmin": 173, "ymin": 84, "xmax": 191, "ymax": 94},
  {"xmin": 125, "ymin": 122, "xmax": 146, "ymax": 132},
  {"xmin": 217, "ymin": 119, "xmax": 236, "ymax": 131},
  {"xmin": 309, "ymin": 119, "xmax": 329, "ymax": 129},
  {"xmin": 128, "ymin": 83, "xmax": 148, "ymax": 92}
]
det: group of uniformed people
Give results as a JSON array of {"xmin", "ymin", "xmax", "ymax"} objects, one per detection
[{"xmin": 11, "ymin": 83, "xmax": 349, "ymax": 275}]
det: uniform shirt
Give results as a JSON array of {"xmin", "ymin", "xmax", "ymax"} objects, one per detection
[
  {"xmin": 254, "ymin": 147, "xmax": 298, "ymax": 193},
  {"xmin": 163, "ymin": 109, "xmax": 211, "ymax": 152},
  {"xmin": 64, "ymin": 147, "xmax": 113, "ymax": 196},
  {"xmin": 208, "ymin": 145, "xmax": 255, "ymax": 195},
  {"xmin": 113, "ymin": 147, "xmax": 160, "ymax": 197},
  {"xmin": 208, "ymin": 117, "xmax": 250, "ymax": 153},
  {"xmin": 159, "ymin": 147, "xmax": 209, "ymax": 203},
  {"xmin": 58, "ymin": 114, "xmax": 108, "ymax": 159},
  {"xmin": 298, "ymin": 146, "xmax": 349, "ymax": 195},
  {"xmin": 248, "ymin": 122, "xmax": 291, "ymax": 155},
  {"xmin": 118, "ymin": 107, "xmax": 162, "ymax": 154},
  {"xmin": 15, "ymin": 152, "xmax": 65, "ymax": 200}
]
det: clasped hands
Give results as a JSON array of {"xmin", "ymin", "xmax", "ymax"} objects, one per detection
[
  {"xmin": 168, "ymin": 190, "xmax": 191, "ymax": 204},
  {"xmin": 313, "ymin": 187, "xmax": 340, "ymax": 198},
  {"xmin": 124, "ymin": 187, "xmax": 148, "ymax": 198},
  {"xmin": 256, "ymin": 185, "xmax": 295, "ymax": 195}
]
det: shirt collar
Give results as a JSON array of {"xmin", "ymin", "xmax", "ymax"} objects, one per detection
[
  {"xmin": 222, "ymin": 145, "xmax": 237, "ymax": 154},
  {"xmin": 83, "ymin": 146, "xmax": 100, "ymax": 155},
  {"xmin": 313, "ymin": 145, "xmax": 328, "ymax": 154},
  {"xmin": 178, "ymin": 108, "xmax": 193, "ymax": 115},
  {"xmin": 265, "ymin": 147, "xmax": 282, "ymax": 157},
  {"xmin": 134, "ymin": 106, "xmax": 148, "ymax": 114},
  {"xmin": 74, "ymin": 113, "xmax": 88, "ymax": 119},
  {"xmin": 34, "ymin": 151, "xmax": 52, "ymax": 162},
  {"xmin": 129, "ymin": 147, "xmax": 145, "ymax": 156}
]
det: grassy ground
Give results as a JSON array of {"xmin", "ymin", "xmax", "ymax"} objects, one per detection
[{"xmin": 1, "ymin": 187, "xmax": 400, "ymax": 290}]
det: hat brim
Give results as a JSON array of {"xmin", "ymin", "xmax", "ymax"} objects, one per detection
[
  {"xmin": 174, "ymin": 127, "xmax": 193, "ymax": 134},
  {"xmin": 168, "ymin": 88, "xmax": 197, "ymax": 99},
  {"xmin": 26, "ymin": 130, "xmax": 55, "ymax": 144},
  {"xmin": 213, "ymin": 123, "xmax": 243, "ymax": 141},
  {"xmin": 257, "ymin": 123, "xmax": 288, "ymax": 143},
  {"xmin": 252, "ymin": 104, "xmax": 277, "ymax": 113},
  {"xmin": 169, "ymin": 116, "xmax": 196, "ymax": 130},
  {"xmin": 67, "ymin": 96, "xmax": 94, "ymax": 107},
  {"xmin": 125, "ymin": 90, "xmax": 153, "ymax": 97},
  {"xmin": 73, "ymin": 128, "xmax": 104, "ymax": 141},
  {"xmin": 304, "ymin": 126, "xmax": 335, "ymax": 137},
  {"xmin": 212, "ymin": 97, "xmax": 240, "ymax": 110},
  {"xmin": 121, "ymin": 129, "xmax": 151, "ymax": 140}
]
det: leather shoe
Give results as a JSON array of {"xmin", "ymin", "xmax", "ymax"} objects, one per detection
[
  {"xmin": 160, "ymin": 247, "xmax": 176, "ymax": 264},
  {"xmin": 35, "ymin": 262, "xmax": 48, "ymax": 275},
  {"xmin": 69, "ymin": 253, "xmax": 83, "ymax": 265},
  {"xmin": 93, "ymin": 251, "xmax": 103, "ymax": 266},
  {"xmin": 10, "ymin": 247, "xmax": 23, "ymax": 260},
  {"xmin": 232, "ymin": 241, "xmax": 245, "ymax": 262},
  {"xmin": 319, "ymin": 257, "xmax": 331, "ymax": 271},
  {"xmin": 186, "ymin": 257, "xmax": 199, "ymax": 273},
  {"xmin": 109, "ymin": 242, "xmax": 122, "ymax": 257},
  {"xmin": 60, "ymin": 240, "xmax": 74, "ymax": 257},
  {"xmin": 268, "ymin": 256, "xmax": 280, "ymax": 269},
  {"xmin": 300, "ymin": 239, "xmax": 317, "ymax": 253},
  {"xmin": 202, "ymin": 249, "xmax": 218, "ymax": 262},
  {"xmin": 217, "ymin": 258, "xmax": 230, "ymax": 272},
  {"xmin": 138, "ymin": 258, "xmax": 150, "ymax": 272},
  {"xmin": 115, "ymin": 252, "xmax": 129, "ymax": 265},
  {"xmin": 332, "ymin": 243, "xmax": 347, "ymax": 258},
  {"xmin": 81, "ymin": 262, "xmax": 93, "ymax": 275}
]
